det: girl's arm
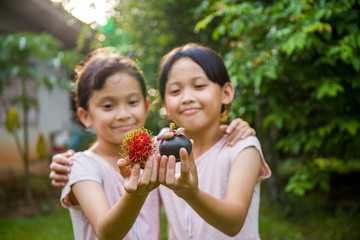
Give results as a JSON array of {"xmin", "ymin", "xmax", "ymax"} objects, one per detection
[
  {"xmin": 159, "ymin": 147, "xmax": 261, "ymax": 236},
  {"xmin": 49, "ymin": 118, "xmax": 254, "ymax": 188},
  {"xmin": 71, "ymin": 156, "xmax": 159, "ymax": 240}
]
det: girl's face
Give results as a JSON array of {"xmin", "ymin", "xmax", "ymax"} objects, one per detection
[
  {"xmin": 79, "ymin": 72, "xmax": 148, "ymax": 146},
  {"xmin": 163, "ymin": 57, "xmax": 233, "ymax": 133}
]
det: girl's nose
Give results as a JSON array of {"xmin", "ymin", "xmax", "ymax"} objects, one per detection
[
  {"xmin": 115, "ymin": 105, "xmax": 131, "ymax": 120},
  {"xmin": 181, "ymin": 88, "xmax": 195, "ymax": 104}
]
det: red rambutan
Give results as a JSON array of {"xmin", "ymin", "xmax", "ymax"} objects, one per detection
[{"xmin": 121, "ymin": 128, "xmax": 157, "ymax": 168}]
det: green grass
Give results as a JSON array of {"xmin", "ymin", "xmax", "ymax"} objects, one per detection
[
  {"xmin": 1, "ymin": 176, "xmax": 359, "ymax": 240},
  {"xmin": 161, "ymin": 207, "xmax": 168, "ymax": 240},
  {"xmin": 1, "ymin": 196, "xmax": 359, "ymax": 240},
  {"xmin": 0, "ymin": 206, "xmax": 73, "ymax": 240},
  {"xmin": 0, "ymin": 202, "xmax": 169, "ymax": 240}
]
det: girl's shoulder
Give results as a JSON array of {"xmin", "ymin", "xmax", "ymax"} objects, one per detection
[
  {"xmin": 69, "ymin": 150, "xmax": 107, "ymax": 173},
  {"xmin": 230, "ymin": 135, "xmax": 271, "ymax": 180},
  {"xmin": 232, "ymin": 135, "xmax": 261, "ymax": 150}
]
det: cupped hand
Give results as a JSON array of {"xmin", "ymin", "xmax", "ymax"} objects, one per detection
[
  {"xmin": 158, "ymin": 148, "xmax": 199, "ymax": 200},
  {"xmin": 117, "ymin": 155, "xmax": 160, "ymax": 197}
]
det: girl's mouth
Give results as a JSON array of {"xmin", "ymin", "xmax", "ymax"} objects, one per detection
[
  {"xmin": 114, "ymin": 124, "xmax": 134, "ymax": 131},
  {"xmin": 181, "ymin": 108, "xmax": 199, "ymax": 115}
]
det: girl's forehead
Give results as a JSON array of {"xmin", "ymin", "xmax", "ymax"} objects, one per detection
[
  {"xmin": 167, "ymin": 58, "xmax": 207, "ymax": 81},
  {"xmin": 95, "ymin": 72, "xmax": 142, "ymax": 95},
  {"xmin": 171, "ymin": 57, "xmax": 199, "ymax": 69}
]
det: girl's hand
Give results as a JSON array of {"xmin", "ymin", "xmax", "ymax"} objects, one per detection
[
  {"xmin": 117, "ymin": 156, "xmax": 160, "ymax": 196},
  {"xmin": 220, "ymin": 118, "xmax": 256, "ymax": 146},
  {"xmin": 158, "ymin": 149, "xmax": 199, "ymax": 200},
  {"xmin": 49, "ymin": 150, "xmax": 75, "ymax": 188}
]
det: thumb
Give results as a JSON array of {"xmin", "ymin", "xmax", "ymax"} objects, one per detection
[
  {"xmin": 118, "ymin": 158, "xmax": 131, "ymax": 179},
  {"xmin": 219, "ymin": 124, "xmax": 228, "ymax": 133}
]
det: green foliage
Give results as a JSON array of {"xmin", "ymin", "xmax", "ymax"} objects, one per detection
[
  {"xmin": 0, "ymin": 32, "xmax": 81, "ymax": 202},
  {"xmin": 196, "ymin": 0, "xmax": 360, "ymax": 195},
  {"xmin": 259, "ymin": 190, "xmax": 360, "ymax": 239},
  {"xmin": 90, "ymin": 0, "xmax": 222, "ymax": 133},
  {"xmin": 0, "ymin": 32, "xmax": 80, "ymax": 94}
]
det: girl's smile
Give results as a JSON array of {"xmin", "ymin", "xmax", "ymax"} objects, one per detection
[
  {"xmin": 79, "ymin": 71, "xmax": 148, "ymax": 149},
  {"xmin": 180, "ymin": 107, "xmax": 201, "ymax": 115},
  {"xmin": 164, "ymin": 57, "xmax": 225, "ymax": 133},
  {"xmin": 112, "ymin": 124, "xmax": 135, "ymax": 131}
]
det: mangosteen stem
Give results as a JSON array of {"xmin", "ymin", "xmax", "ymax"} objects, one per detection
[{"xmin": 169, "ymin": 123, "xmax": 175, "ymax": 132}]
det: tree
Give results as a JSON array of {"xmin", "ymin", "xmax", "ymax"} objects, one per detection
[
  {"xmin": 0, "ymin": 32, "xmax": 80, "ymax": 203},
  {"xmin": 196, "ymin": 0, "xmax": 360, "ymax": 197},
  {"xmin": 94, "ymin": 0, "xmax": 222, "ymax": 133}
]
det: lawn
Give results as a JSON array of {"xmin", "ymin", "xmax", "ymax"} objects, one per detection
[
  {"xmin": 0, "ymin": 206, "xmax": 73, "ymax": 240},
  {"xmin": 1, "ymin": 175, "xmax": 359, "ymax": 239}
]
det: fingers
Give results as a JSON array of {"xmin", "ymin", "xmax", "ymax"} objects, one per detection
[
  {"xmin": 49, "ymin": 160, "xmax": 72, "ymax": 188},
  {"xmin": 124, "ymin": 157, "xmax": 159, "ymax": 195},
  {"xmin": 165, "ymin": 156, "xmax": 176, "ymax": 187},
  {"xmin": 242, "ymin": 128, "xmax": 256, "ymax": 138},
  {"xmin": 179, "ymin": 148, "xmax": 190, "ymax": 180},
  {"xmin": 49, "ymin": 168, "xmax": 68, "ymax": 181},
  {"xmin": 158, "ymin": 155, "xmax": 168, "ymax": 183},
  {"xmin": 124, "ymin": 164, "xmax": 141, "ymax": 193},
  {"xmin": 118, "ymin": 158, "xmax": 132, "ymax": 179},
  {"xmin": 64, "ymin": 149, "xmax": 75, "ymax": 157},
  {"xmin": 150, "ymin": 156, "xmax": 159, "ymax": 185},
  {"xmin": 50, "ymin": 153, "xmax": 73, "ymax": 174},
  {"xmin": 219, "ymin": 124, "xmax": 228, "ymax": 133},
  {"xmin": 224, "ymin": 118, "xmax": 256, "ymax": 146},
  {"xmin": 139, "ymin": 157, "xmax": 153, "ymax": 186},
  {"xmin": 49, "ymin": 150, "xmax": 75, "ymax": 188},
  {"xmin": 50, "ymin": 179, "xmax": 66, "ymax": 188}
]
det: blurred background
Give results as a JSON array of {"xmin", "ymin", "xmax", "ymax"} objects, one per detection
[{"xmin": 0, "ymin": 0, "xmax": 359, "ymax": 239}]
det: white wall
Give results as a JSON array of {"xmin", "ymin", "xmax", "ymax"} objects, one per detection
[{"xmin": 0, "ymin": 85, "xmax": 71, "ymax": 179}]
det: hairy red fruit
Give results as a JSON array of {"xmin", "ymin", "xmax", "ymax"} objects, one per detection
[{"xmin": 121, "ymin": 128, "xmax": 157, "ymax": 168}]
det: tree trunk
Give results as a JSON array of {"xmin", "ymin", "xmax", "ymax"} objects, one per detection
[{"xmin": 21, "ymin": 78, "xmax": 32, "ymax": 203}]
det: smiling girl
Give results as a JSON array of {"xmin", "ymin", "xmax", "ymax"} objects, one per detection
[
  {"xmin": 60, "ymin": 48, "xmax": 160, "ymax": 240},
  {"xmin": 157, "ymin": 43, "xmax": 271, "ymax": 240}
]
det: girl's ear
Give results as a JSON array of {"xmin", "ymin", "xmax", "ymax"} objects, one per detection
[
  {"xmin": 77, "ymin": 107, "xmax": 92, "ymax": 128},
  {"xmin": 145, "ymin": 98, "xmax": 151, "ymax": 113},
  {"xmin": 221, "ymin": 82, "xmax": 235, "ymax": 105}
]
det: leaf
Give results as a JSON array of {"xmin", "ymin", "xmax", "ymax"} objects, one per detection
[
  {"xmin": 19, "ymin": 37, "xmax": 27, "ymax": 51},
  {"xmin": 36, "ymin": 133, "xmax": 47, "ymax": 160},
  {"xmin": 5, "ymin": 107, "xmax": 20, "ymax": 133},
  {"xmin": 316, "ymin": 81, "xmax": 344, "ymax": 99},
  {"xmin": 340, "ymin": 119, "xmax": 359, "ymax": 136}
]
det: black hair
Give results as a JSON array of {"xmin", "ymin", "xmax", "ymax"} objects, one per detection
[
  {"xmin": 75, "ymin": 47, "xmax": 147, "ymax": 110},
  {"xmin": 158, "ymin": 43, "xmax": 229, "ymax": 100}
]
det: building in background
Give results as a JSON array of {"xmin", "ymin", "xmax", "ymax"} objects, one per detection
[{"xmin": 0, "ymin": 0, "xmax": 89, "ymax": 178}]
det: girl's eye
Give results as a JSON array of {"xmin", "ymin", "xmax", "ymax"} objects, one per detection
[
  {"xmin": 195, "ymin": 84, "xmax": 207, "ymax": 89},
  {"xmin": 102, "ymin": 103, "xmax": 113, "ymax": 110},
  {"xmin": 169, "ymin": 89, "xmax": 180, "ymax": 95},
  {"xmin": 129, "ymin": 100, "xmax": 139, "ymax": 106}
]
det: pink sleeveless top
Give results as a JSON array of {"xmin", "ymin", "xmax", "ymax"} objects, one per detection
[
  {"xmin": 159, "ymin": 135, "xmax": 271, "ymax": 240},
  {"xmin": 61, "ymin": 151, "xmax": 160, "ymax": 240}
]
